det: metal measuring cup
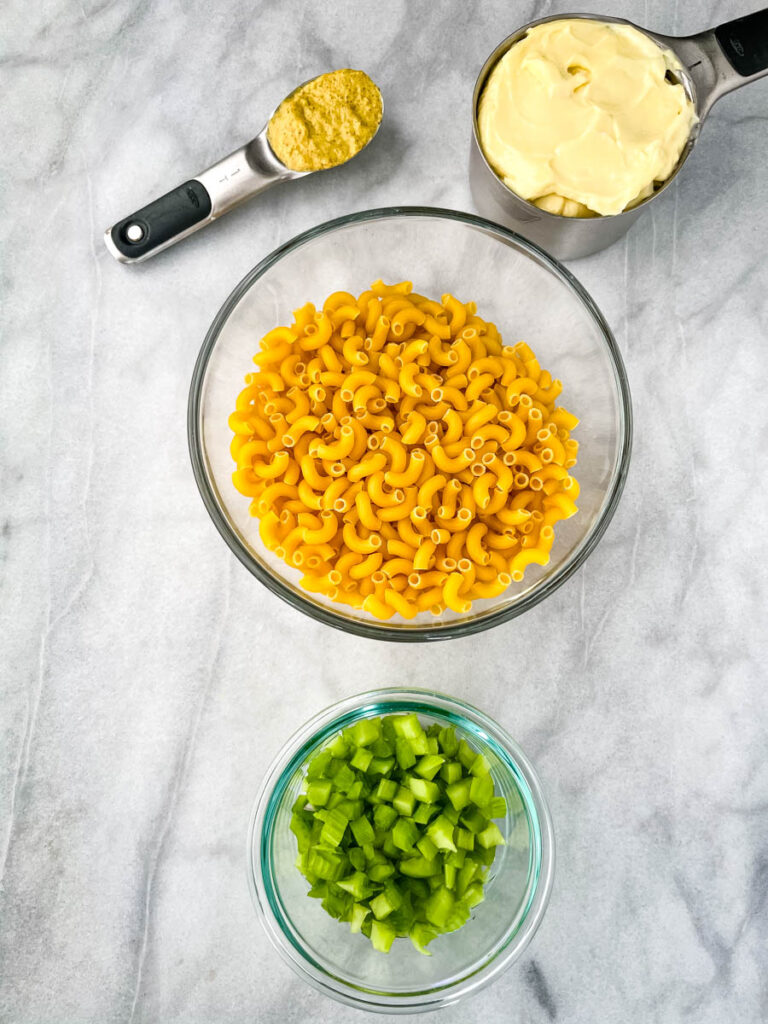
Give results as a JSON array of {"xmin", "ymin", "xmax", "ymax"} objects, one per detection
[
  {"xmin": 105, "ymin": 76, "xmax": 382, "ymax": 265},
  {"xmin": 469, "ymin": 8, "xmax": 768, "ymax": 259}
]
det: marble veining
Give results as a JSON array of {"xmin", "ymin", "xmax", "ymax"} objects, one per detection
[{"xmin": 1, "ymin": 1, "xmax": 768, "ymax": 1021}]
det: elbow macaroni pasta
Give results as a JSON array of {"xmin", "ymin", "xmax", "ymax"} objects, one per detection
[{"xmin": 229, "ymin": 281, "xmax": 580, "ymax": 620}]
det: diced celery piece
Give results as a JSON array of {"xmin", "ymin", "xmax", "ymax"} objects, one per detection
[
  {"xmin": 370, "ymin": 919, "xmax": 395, "ymax": 953},
  {"xmin": 460, "ymin": 807, "xmax": 487, "ymax": 833},
  {"xmin": 477, "ymin": 822, "xmax": 506, "ymax": 849},
  {"xmin": 322, "ymin": 889, "xmax": 352, "ymax": 920},
  {"xmin": 376, "ymin": 778, "xmax": 398, "ymax": 802},
  {"xmin": 410, "ymin": 730, "xmax": 430, "ymax": 756},
  {"xmin": 469, "ymin": 753, "xmax": 490, "ymax": 777},
  {"xmin": 391, "ymin": 714, "xmax": 423, "ymax": 742},
  {"xmin": 442, "ymin": 805, "xmax": 459, "ymax": 825},
  {"xmin": 399, "ymin": 855, "xmax": 439, "ymax": 878},
  {"xmin": 456, "ymin": 827, "xmax": 475, "ymax": 851},
  {"xmin": 447, "ymin": 848, "xmax": 466, "ymax": 869},
  {"xmin": 438, "ymin": 726, "xmax": 459, "ymax": 757},
  {"xmin": 444, "ymin": 861, "xmax": 457, "ymax": 889},
  {"xmin": 469, "ymin": 775, "xmax": 494, "ymax": 809},
  {"xmin": 456, "ymin": 859, "xmax": 477, "ymax": 896},
  {"xmin": 306, "ymin": 749, "xmax": 333, "ymax": 779},
  {"xmin": 426, "ymin": 723, "xmax": 442, "ymax": 738},
  {"xmin": 415, "ymin": 754, "xmax": 445, "ymax": 780},
  {"xmin": 395, "ymin": 737, "xmax": 416, "ymax": 770},
  {"xmin": 487, "ymin": 796, "xmax": 508, "ymax": 818},
  {"xmin": 319, "ymin": 809, "xmax": 348, "ymax": 848},
  {"xmin": 370, "ymin": 884, "xmax": 401, "ymax": 920},
  {"xmin": 351, "ymin": 718, "xmax": 381, "ymax": 747},
  {"xmin": 326, "ymin": 791, "xmax": 343, "ymax": 810},
  {"xmin": 371, "ymin": 737, "xmax": 394, "ymax": 758},
  {"xmin": 350, "ymin": 747, "xmax": 373, "ymax": 772},
  {"xmin": 348, "ymin": 847, "xmax": 366, "ymax": 872},
  {"xmin": 307, "ymin": 847, "xmax": 346, "ymax": 881},
  {"xmin": 350, "ymin": 815, "xmax": 375, "ymax": 846},
  {"xmin": 392, "ymin": 817, "xmax": 419, "ymax": 851},
  {"xmin": 408, "ymin": 777, "xmax": 441, "ymax": 803},
  {"xmin": 427, "ymin": 873, "xmax": 443, "ymax": 891},
  {"xmin": 393, "ymin": 786, "xmax": 416, "ymax": 817},
  {"xmin": 445, "ymin": 778, "xmax": 472, "ymax": 812},
  {"xmin": 410, "ymin": 921, "xmax": 438, "ymax": 956},
  {"xmin": 426, "ymin": 736, "xmax": 439, "ymax": 755},
  {"xmin": 381, "ymin": 716, "xmax": 398, "ymax": 742},
  {"xmin": 381, "ymin": 835, "xmax": 399, "ymax": 859},
  {"xmin": 328, "ymin": 734, "xmax": 349, "ymax": 759},
  {"xmin": 369, "ymin": 860, "xmax": 395, "ymax": 882},
  {"xmin": 306, "ymin": 779, "xmax": 332, "ymax": 807},
  {"xmin": 290, "ymin": 813, "xmax": 312, "ymax": 853},
  {"xmin": 332, "ymin": 763, "xmax": 356, "ymax": 792},
  {"xmin": 349, "ymin": 903, "xmax": 371, "ymax": 934},
  {"xmin": 463, "ymin": 882, "xmax": 485, "ymax": 908},
  {"xmin": 444, "ymin": 899, "xmax": 470, "ymax": 933},
  {"xmin": 416, "ymin": 835, "xmax": 438, "ymax": 861},
  {"xmin": 440, "ymin": 761, "xmax": 462, "ymax": 785},
  {"xmin": 336, "ymin": 798, "xmax": 364, "ymax": 820},
  {"xmin": 373, "ymin": 804, "xmax": 398, "ymax": 830},
  {"xmin": 413, "ymin": 801, "xmax": 439, "ymax": 825},
  {"xmin": 425, "ymin": 885, "xmax": 455, "ymax": 928},
  {"xmin": 457, "ymin": 739, "xmax": 476, "ymax": 770},
  {"xmin": 426, "ymin": 815, "xmax": 457, "ymax": 852},
  {"xmin": 347, "ymin": 779, "xmax": 364, "ymax": 799},
  {"xmin": 337, "ymin": 871, "xmax": 371, "ymax": 900},
  {"xmin": 369, "ymin": 756, "xmax": 395, "ymax": 775}
]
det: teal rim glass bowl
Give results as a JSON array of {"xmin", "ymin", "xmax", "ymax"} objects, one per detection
[
  {"xmin": 247, "ymin": 688, "xmax": 555, "ymax": 1014},
  {"xmin": 188, "ymin": 207, "xmax": 632, "ymax": 641}
]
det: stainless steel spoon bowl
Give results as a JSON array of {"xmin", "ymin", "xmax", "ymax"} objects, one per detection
[
  {"xmin": 105, "ymin": 77, "xmax": 382, "ymax": 265},
  {"xmin": 470, "ymin": 8, "xmax": 768, "ymax": 259}
]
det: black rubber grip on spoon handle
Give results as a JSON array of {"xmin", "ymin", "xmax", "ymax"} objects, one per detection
[
  {"xmin": 108, "ymin": 180, "xmax": 212, "ymax": 260},
  {"xmin": 715, "ymin": 7, "xmax": 768, "ymax": 77}
]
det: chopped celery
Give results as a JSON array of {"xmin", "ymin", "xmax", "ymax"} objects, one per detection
[
  {"xmin": 445, "ymin": 778, "xmax": 472, "ymax": 811},
  {"xmin": 392, "ymin": 786, "xmax": 417, "ymax": 817},
  {"xmin": 351, "ymin": 718, "xmax": 381, "ymax": 747},
  {"xmin": 486, "ymin": 796, "xmax": 508, "ymax": 818},
  {"xmin": 416, "ymin": 835, "xmax": 438, "ymax": 861},
  {"xmin": 306, "ymin": 779, "xmax": 332, "ymax": 807},
  {"xmin": 426, "ymin": 815, "xmax": 457, "ymax": 852},
  {"xmin": 395, "ymin": 737, "xmax": 417, "ymax": 770},
  {"xmin": 413, "ymin": 801, "xmax": 439, "ymax": 825},
  {"xmin": 392, "ymin": 817, "xmax": 419, "ymax": 852},
  {"xmin": 408, "ymin": 777, "xmax": 441, "ymax": 803},
  {"xmin": 350, "ymin": 747, "xmax": 373, "ymax": 772},
  {"xmin": 477, "ymin": 822, "xmax": 506, "ymax": 849},
  {"xmin": 372, "ymin": 803, "xmax": 398, "ymax": 830},
  {"xmin": 350, "ymin": 815, "xmax": 375, "ymax": 846},
  {"xmin": 469, "ymin": 774, "xmax": 494, "ymax": 809},
  {"xmin": 469, "ymin": 753, "xmax": 490, "ymax": 778},
  {"xmin": 319, "ymin": 809, "xmax": 348, "ymax": 848},
  {"xmin": 375, "ymin": 778, "xmax": 398, "ymax": 802},
  {"xmin": 415, "ymin": 754, "xmax": 445, "ymax": 780},
  {"xmin": 370, "ymin": 919, "xmax": 395, "ymax": 953},
  {"xmin": 349, "ymin": 903, "xmax": 370, "ymax": 934},
  {"xmin": 290, "ymin": 712, "xmax": 507, "ymax": 954}
]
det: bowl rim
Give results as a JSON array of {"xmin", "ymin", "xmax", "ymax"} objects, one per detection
[
  {"xmin": 246, "ymin": 687, "xmax": 556, "ymax": 1013},
  {"xmin": 187, "ymin": 205, "xmax": 632, "ymax": 641}
]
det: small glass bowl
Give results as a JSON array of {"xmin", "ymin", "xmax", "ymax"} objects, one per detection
[
  {"xmin": 188, "ymin": 207, "xmax": 632, "ymax": 640},
  {"xmin": 247, "ymin": 688, "xmax": 555, "ymax": 1014}
]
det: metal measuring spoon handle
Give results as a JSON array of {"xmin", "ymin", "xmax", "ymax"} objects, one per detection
[
  {"xmin": 657, "ymin": 7, "xmax": 768, "ymax": 119},
  {"xmin": 104, "ymin": 127, "xmax": 305, "ymax": 265}
]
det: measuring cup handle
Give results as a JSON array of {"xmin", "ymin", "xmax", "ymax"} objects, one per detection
[
  {"xmin": 672, "ymin": 7, "xmax": 768, "ymax": 117},
  {"xmin": 104, "ymin": 137, "xmax": 287, "ymax": 265}
]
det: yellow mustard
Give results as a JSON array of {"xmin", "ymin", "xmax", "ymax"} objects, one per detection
[
  {"xmin": 267, "ymin": 69, "xmax": 382, "ymax": 172},
  {"xmin": 478, "ymin": 19, "xmax": 697, "ymax": 217}
]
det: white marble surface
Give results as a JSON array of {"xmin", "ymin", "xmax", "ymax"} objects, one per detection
[{"xmin": 2, "ymin": 0, "xmax": 768, "ymax": 1020}]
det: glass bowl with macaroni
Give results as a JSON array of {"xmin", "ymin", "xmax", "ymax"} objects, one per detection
[
  {"xmin": 247, "ymin": 687, "xmax": 555, "ymax": 1013},
  {"xmin": 188, "ymin": 207, "xmax": 631, "ymax": 640}
]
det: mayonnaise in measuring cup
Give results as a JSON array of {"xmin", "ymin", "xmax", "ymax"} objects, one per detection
[{"xmin": 478, "ymin": 19, "xmax": 697, "ymax": 217}]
